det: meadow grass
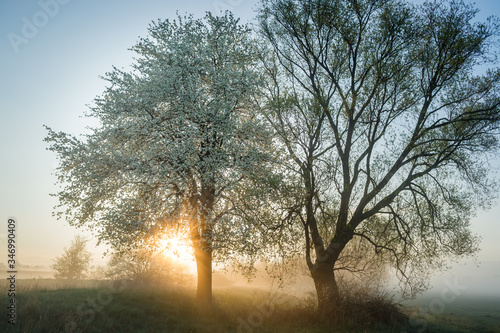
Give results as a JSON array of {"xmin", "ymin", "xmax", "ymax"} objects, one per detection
[
  {"xmin": 404, "ymin": 294, "xmax": 500, "ymax": 333},
  {"xmin": 0, "ymin": 279, "xmax": 498, "ymax": 332}
]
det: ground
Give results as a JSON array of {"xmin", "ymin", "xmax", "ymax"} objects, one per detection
[{"xmin": 0, "ymin": 279, "xmax": 499, "ymax": 332}]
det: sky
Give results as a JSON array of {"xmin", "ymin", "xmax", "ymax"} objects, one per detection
[{"xmin": 0, "ymin": 0, "xmax": 499, "ymax": 294}]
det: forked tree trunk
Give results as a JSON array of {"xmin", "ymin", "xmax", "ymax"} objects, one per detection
[{"xmin": 310, "ymin": 260, "xmax": 341, "ymax": 320}]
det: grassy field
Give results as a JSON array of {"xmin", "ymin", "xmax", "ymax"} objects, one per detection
[
  {"xmin": 403, "ymin": 293, "xmax": 500, "ymax": 333},
  {"xmin": 0, "ymin": 279, "xmax": 498, "ymax": 332}
]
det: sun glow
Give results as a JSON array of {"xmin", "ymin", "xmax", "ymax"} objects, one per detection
[{"xmin": 158, "ymin": 235, "xmax": 197, "ymax": 275}]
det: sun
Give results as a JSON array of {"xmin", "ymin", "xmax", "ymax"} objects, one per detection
[
  {"xmin": 158, "ymin": 234, "xmax": 197, "ymax": 274},
  {"xmin": 159, "ymin": 236, "xmax": 193, "ymax": 261}
]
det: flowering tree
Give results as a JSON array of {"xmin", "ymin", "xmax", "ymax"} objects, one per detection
[
  {"xmin": 45, "ymin": 12, "xmax": 270, "ymax": 304},
  {"xmin": 259, "ymin": 0, "xmax": 500, "ymax": 317}
]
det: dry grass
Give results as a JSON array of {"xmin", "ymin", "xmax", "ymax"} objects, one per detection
[{"xmin": 0, "ymin": 278, "xmax": 110, "ymax": 293}]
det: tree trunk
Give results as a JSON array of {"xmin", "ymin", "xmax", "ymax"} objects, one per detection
[
  {"xmin": 188, "ymin": 183, "xmax": 215, "ymax": 306},
  {"xmin": 310, "ymin": 261, "xmax": 340, "ymax": 320},
  {"xmin": 191, "ymin": 187, "xmax": 214, "ymax": 306},
  {"xmin": 194, "ymin": 243, "xmax": 212, "ymax": 305}
]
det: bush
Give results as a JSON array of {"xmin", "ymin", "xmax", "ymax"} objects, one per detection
[
  {"xmin": 105, "ymin": 249, "xmax": 193, "ymax": 287},
  {"xmin": 336, "ymin": 275, "xmax": 409, "ymax": 329}
]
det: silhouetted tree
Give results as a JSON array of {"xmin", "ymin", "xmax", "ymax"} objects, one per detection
[{"xmin": 259, "ymin": 0, "xmax": 500, "ymax": 318}]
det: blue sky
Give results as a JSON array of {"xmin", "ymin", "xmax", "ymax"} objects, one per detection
[
  {"xmin": 0, "ymin": 0, "xmax": 258, "ymax": 268},
  {"xmin": 0, "ymin": 0, "xmax": 499, "ymax": 292}
]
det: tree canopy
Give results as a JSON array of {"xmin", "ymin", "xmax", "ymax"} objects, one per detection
[
  {"xmin": 258, "ymin": 0, "xmax": 500, "ymax": 316},
  {"xmin": 45, "ymin": 12, "xmax": 271, "ymax": 304}
]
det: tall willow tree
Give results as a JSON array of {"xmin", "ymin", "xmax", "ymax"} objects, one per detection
[
  {"xmin": 259, "ymin": 0, "xmax": 500, "ymax": 317},
  {"xmin": 45, "ymin": 12, "xmax": 270, "ymax": 304}
]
